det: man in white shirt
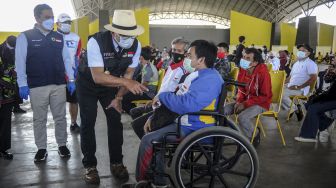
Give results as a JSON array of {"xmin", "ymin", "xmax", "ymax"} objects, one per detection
[
  {"xmin": 267, "ymin": 51, "xmax": 280, "ymax": 71},
  {"xmin": 76, "ymin": 10, "xmax": 147, "ymax": 185},
  {"xmin": 282, "ymin": 44, "xmax": 318, "ymax": 121},
  {"xmin": 56, "ymin": 13, "xmax": 82, "ymax": 132}
]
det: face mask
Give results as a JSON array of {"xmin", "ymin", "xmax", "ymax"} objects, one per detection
[
  {"xmin": 60, "ymin": 23, "xmax": 71, "ymax": 33},
  {"xmin": 183, "ymin": 58, "xmax": 195, "ymax": 73},
  {"xmin": 171, "ymin": 52, "xmax": 184, "ymax": 63},
  {"xmin": 42, "ymin": 18, "xmax": 54, "ymax": 31},
  {"xmin": 217, "ymin": 52, "xmax": 225, "ymax": 59},
  {"xmin": 116, "ymin": 36, "xmax": 135, "ymax": 49},
  {"xmin": 297, "ymin": 51, "xmax": 306, "ymax": 59},
  {"xmin": 240, "ymin": 59, "xmax": 251, "ymax": 70}
]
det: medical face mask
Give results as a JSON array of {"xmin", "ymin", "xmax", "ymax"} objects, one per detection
[
  {"xmin": 240, "ymin": 59, "xmax": 251, "ymax": 70},
  {"xmin": 60, "ymin": 23, "xmax": 71, "ymax": 33},
  {"xmin": 183, "ymin": 58, "xmax": 195, "ymax": 73},
  {"xmin": 297, "ymin": 51, "xmax": 306, "ymax": 59},
  {"xmin": 116, "ymin": 36, "xmax": 135, "ymax": 49},
  {"xmin": 42, "ymin": 18, "xmax": 54, "ymax": 31}
]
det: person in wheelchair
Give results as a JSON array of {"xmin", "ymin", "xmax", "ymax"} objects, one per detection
[
  {"xmin": 224, "ymin": 48, "xmax": 272, "ymax": 146},
  {"xmin": 133, "ymin": 40, "xmax": 223, "ymax": 187}
]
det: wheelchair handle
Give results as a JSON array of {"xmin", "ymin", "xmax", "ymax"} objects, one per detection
[{"xmin": 224, "ymin": 78, "xmax": 246, "ymax": 87}]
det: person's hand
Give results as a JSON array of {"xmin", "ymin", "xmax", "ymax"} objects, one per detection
[
  {"xmin": 144, "ymin": 118, "xmax": 152, "ymax": 134},
  {"xmin": 19, "ymin": 86, "xmax": 29, "ymax": 100},
  {"xmin": 123, "ymin": 79, "xmax": 148, "ymax": 95},
  {"xmin": 288, "ymin": 85, "xmax": 301, "ymax": 90},
  {"xmin": 67, "ymin": 82, "xmax": 76, "ymax": 95},
  {"xmin": 106, "ymin": 98, "xmax": 123, "ymax": 113},
  {"xmin": 152, "ymin": 96, "xmax": 160, "ymax": 109},
  {"xmin": 234, "ymin": 103, "xmax": 245, "ymax": 114}
]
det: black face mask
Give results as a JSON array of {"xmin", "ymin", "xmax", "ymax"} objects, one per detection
[{"xmin": 171, "ymin": 52, "xmax": 184, "ymax": 63}]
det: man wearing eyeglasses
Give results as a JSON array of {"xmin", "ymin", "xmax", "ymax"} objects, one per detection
[
  {"xmin": 56, "ymin": 13, "xmax": 81, "ymax": 133},
  {"xmin": 76, "ymin": 10, "xmax": 148, "ymax": 184}
]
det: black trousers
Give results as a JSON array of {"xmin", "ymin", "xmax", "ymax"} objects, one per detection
[
  {"xmin": 77, "ymin": 81, "xmax": 123, "ymax": 168},
  {"xmin": 0, "ymin": 103, "xmax": 13, "ymax": 152},
  {"xmin": 130, "ymin": 106, "xmax": 153, "ymax": 139}
]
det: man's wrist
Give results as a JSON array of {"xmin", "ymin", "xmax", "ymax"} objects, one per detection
[{"xmin": 115, "ymin": 95, "xmax": 123, "ymax": 100}]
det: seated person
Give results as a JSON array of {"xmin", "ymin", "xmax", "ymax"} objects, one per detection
[
  {"xmin": 224, "ymin": 48, "xmax": 272, "ymax": 146},
  {"xmin": 122, "ymin": 46, "xmax": 159, "ymax": 113},
  {"xmin": 317, "ymin": 57, "xmax": 335, "ymax": 93},
  {"xmin": 281, "ymin": 44, "xmax": 318, "ymax": 121},
  {"xmin": 134, "ymin": 40, "xmax": 223, "ymax": 187},
  {"xmin": 130, "ymin": 37, "xmax": 190, "ymax": 138},
  {"xmin": 214, "ymin": 42, "xmax": 231, "ymax": 79},
  {"xmin": 316, "ymin": 52, "xmax": 323, "ymax": 64},
  {"xmin": 295, "ymin": 68, "xmax": 336, "ymax": 142},
  {"xmin": 267, "ymin": 51, "xmax": 280, "ymax": 71}
]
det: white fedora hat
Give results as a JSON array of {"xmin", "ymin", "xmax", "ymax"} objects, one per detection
[{"xmin": 104, "ymin": 10, "xmax": 144, "ymax": 36}]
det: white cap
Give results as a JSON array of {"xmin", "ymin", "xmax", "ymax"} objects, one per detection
[{"xmin": 57, "ymin": 13, "xmax": 71, "ymax": 23}]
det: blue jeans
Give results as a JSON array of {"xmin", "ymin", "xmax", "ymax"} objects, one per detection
[
  {"xmin": 299, "ymin": 100, "xmax": 336, "ymax": 138},
  {"xmin": 136, "ymin": 123, "xmax": 186, "ymax": 185}
]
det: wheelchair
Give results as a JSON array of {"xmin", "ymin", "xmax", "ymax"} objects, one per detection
[{"xmin": 135, "ymin": 80, "xmax": 259, "ymax": 188}]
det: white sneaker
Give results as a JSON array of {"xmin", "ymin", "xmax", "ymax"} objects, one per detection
[
  {"xmin": 294, "ymin": 137, "xmax": 317, "ymax": 143},
  {"xmin": 319, "ymin": 130, "xmax": 329, "ymax": 143}
]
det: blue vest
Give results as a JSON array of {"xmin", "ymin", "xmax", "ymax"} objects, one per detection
[{"xmin": 24, "ymin": 29, "xmax": 66, "ymax": 88}]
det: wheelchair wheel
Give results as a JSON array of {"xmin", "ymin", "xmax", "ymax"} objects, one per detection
[{"xmin": 171, "ymin": 126, "xmax": 259, "ymax": 188}]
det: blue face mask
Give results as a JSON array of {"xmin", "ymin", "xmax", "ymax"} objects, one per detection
[
  {"xmin": 297, "ymin": 51, "xmax": 306, "ymax": 59},
  {"xmin": 42, "ymin": 18, "xmax": 54, "ymax": 31},
  {"xmin": 240, "ymin": 59, "xmax": 251, "ymax": 70}
]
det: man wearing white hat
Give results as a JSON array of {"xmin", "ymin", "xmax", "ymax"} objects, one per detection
[
  {"xmin": 56, "ymin": 13, "xmax": 81, "ymax": 133},
  {"xmin": 76, "ymin": 10, "xmax": 147, "ymax": 184}
]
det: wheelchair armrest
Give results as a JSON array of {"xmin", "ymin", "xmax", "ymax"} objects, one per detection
[{"xmin": 184, "ymin": 110, "xmax": 225, "ymax": 117}]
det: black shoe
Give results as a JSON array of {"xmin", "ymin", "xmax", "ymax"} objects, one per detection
[
  {"xmin": 13, "ymin": 107, "xmax": 26, "ymax": 113},
  {"xmin": 70, "ymin": 122, "xmax": 80, "ymax": 132},
  {"xmin": 84, "ymin": 167, "xmax": 100, "ymax": 185},
  {"xmin": 34, "ymin": 149, "xmax": 48, "ymax": 162},
  {"xmin": 252, "ymin": 128, "xmax": 261, "ymax": 148},
  {"xmin": 58, "ymin": 146, "xmax": 71, "ymax": 158},
  {"xmin": 0, "ymin": 151, "xmax": 13, "ymax": 160},
  {"xmin": 111, "ymin": 163, "xmax": 129, "ymax": 182},
  {"xmin": 295, "ymin": 104, "xmax": 304, "ymax": 121}
]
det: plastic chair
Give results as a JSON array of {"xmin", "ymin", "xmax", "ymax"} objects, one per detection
[
  {"xmin": 132, "ymin": 69, "xmax": 165, "ymax": 106},
  {"xmin": 286, "ymin": 79, "xmax": 317, "ymax": 121},
  {"xmin": 251, "ymin": 71, "xmax": 287, "ymax": 146}
]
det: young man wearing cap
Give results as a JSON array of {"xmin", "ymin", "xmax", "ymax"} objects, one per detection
[
  {"xmin": 15, "ymin": 4, "xmax": 75, "ymax": 162},
  {"xmin": 56, "ymin": 13, "xmax": 81, "ymax": 132},
  {"xmin": 76, "ymin": 10, "xmax": 148, "ymax": 184},
  {"xmin": 281, "ymin": 44, "xmax": 318, "ymax": 121}
]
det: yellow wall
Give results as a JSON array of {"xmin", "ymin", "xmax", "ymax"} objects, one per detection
[
  {"xmin": 72, "ymin": 16, "xmax": 90, "ymax": 49},
  {"xmin": 318, "ymin": 23, "xmax": 334, "ymax": 46},
  {"xmin": 135, "ymin": 8, "xmax": 150, "ymax": 47},
  {"xmin": 230, "ymin": 11, "xmax": 272, "ymax": 48},
  {"xmin": 89, "ymin": 19, "xmax": 99, "ymax": 35},
  {"xmin": 280, "ymin": 23, "xmax": 297, "ymax": 53},
  {"xmin": 0, "ymin": 32, "xmax": 20, "ymax": 43},
  {"xmin": 333, "ymin": 26, "xmax": 336, "ymax": 52}
]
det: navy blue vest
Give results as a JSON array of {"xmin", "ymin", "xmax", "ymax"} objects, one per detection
[{"xmin": 24, "ymin": 29, "xmax": 66, "ymax": 88}]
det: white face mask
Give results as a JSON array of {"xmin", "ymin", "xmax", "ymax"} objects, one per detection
[
  {"xmin": 59, "ymin": 23, "xmax": 71, "ymax": 33},
  {"xmin": 297, "ymin": 51, "xmax": 306, "ymax": 60},
  {"xmin": 116, "ymin": 36, "xmax": 135, "ymax": 49},
  {"xmin": 183, "ymin": 58, "xmax": 195, "ymax": 73},
  {"xmin": 42, "ymin": 18, "xmax": 54, "ymax": 31}
]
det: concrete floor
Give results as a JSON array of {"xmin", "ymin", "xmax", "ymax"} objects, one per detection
[{"xmin": 1, "ymin": 101, "xmax": 336, "ymax": 188}]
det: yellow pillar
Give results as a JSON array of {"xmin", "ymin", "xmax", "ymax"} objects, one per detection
[
  {"xmin": 72, "ymin": 16, "xmax": 90, "ymax": 49},
  {"xmin": 89, "ymin": 19, "xmax": 99, "ymax": 35},
  {"xmin": 135, "ymin": 8, "xmax": 150, "ymax": 47}
]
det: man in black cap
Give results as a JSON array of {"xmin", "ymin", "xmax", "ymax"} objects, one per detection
[{"xmin": 282, "ymin": 44, "xmax": 318, "ymax": 121}]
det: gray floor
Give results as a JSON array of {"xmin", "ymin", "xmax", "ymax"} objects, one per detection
[{"xmin": 1, "ymin": 100, "xmax": 336, "ymax": 188}]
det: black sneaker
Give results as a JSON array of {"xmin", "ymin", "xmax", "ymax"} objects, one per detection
[
  {"xmin": 84, "ymin": 167, "xmax": 100, "ymax": 185},
  {"xmin": 58, "ymin": 146, "xmax": 71, "ymax": 158},
  {"xmin": 70, "ymin": 122, "xmax": 80, "ymax": 132},
  {"xmin": 111, "ymin": 163, "xmax": 129, "ymax": 182},
  {"xmin": 13, "ymin": 107, "xmax": 26, "ymax": 113},
  {"xmin": 0, "ymin": 151, "xmax": 13, "ymax": 160},
  {"xmin": 295, "ymin": 104, "xmax": 304, "ymax": 121},
  {"xmin": 34, "ymin": 149, "xmax": 48, "ymax": 162},
  {"xmin": 252, "ymin": 128, "xmax": 261, "ymax": 148}
]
